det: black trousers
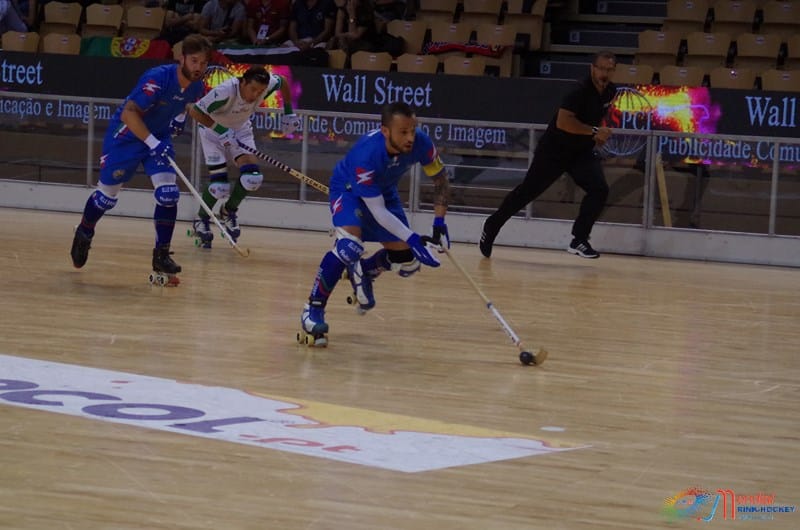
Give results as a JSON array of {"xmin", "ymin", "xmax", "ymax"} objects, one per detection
[{"xmin": 486, "ymin": 149, "xmax": 609, "ymax": 241}]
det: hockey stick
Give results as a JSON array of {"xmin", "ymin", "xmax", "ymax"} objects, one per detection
[
  {"xmin": 236, "ymin": 141, "xmax": 330, "ymax": 195},
  {"xmin": 167, "ymin": 156, "xmax": 251, "ymax": 258},
  {"xmin": 440, "ymin": 247, "xmax": 548, "ymax": 366}
]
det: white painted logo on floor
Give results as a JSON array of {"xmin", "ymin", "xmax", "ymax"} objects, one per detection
[{"xmin": 0, "ymin": 354, "xmax": 586, "ymax": 472}]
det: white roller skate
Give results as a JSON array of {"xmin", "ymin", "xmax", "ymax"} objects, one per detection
[
  {"xmin": 188, "ymin": 217, "xmax": 213, "ymax": 249},
  {"xmin": 345, "ymin": 260, "xmax": 375, "ymax": 315},
  {"xmin": 149, "ymin": 245, "xmax": 181, "ymax": 287},
  {"xmin": 297, "ymin": 300, "xmax": 329, "ymax": 347},
  {"xmin": 220, "ymin": 206, "xmax": 240, "ymax": 242}
]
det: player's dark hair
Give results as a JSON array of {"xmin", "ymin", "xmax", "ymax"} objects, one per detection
[
  {"xmin": 381, "ymin": 103, "xmax": 415, "ymax": 126},
  {"xmin": 592, "ymin": 50, "xmax": 616, "ymax": 66},
  {"xmin": 181, "ymin": 34, "xmax": 213, "ymax": 56},
  {"xmin": 242, "ymin": 66, "xmax": 270, "ymax": 85}
]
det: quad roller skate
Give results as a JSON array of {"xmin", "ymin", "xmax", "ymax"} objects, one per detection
[
  {"xmin": 344, "ymin": 262, "xmax": 374, "ymax": 315},
  {"xmin": 220, "ymin": 206, "xmax": 240, "ymax": 242},
  {"xmin": 70, "ymin": 226, "xmax": 93, "ymax": 268},
  {"xmin": 188, "ymin": 217, "xmax": 213, "ymax": 249},
  {"xmin": 297, "ymin": 300, "xmax": 328, "ymax": 347},
  {"xmin": 149, "ymin": 245, "xmax": 181, "ymax": 287}
]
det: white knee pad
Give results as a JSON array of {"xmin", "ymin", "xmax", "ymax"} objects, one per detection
[
  {"xmin": 333, "ymin": 227, "xmax": 364, "ymax": 265},
  {"xmin": 208, "ymin": 181, "xmax": 231, "ymax": 200},
  {"xmin": 150, "ymin": 171, "xmax": 176, "ymax": 188},
  {"xmin": 240, "ymin": 171, "xmax": 263, "ymax": 192}
]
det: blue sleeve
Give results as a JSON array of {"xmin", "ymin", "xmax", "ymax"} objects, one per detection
[{"xmin": 128, "ymin": 67, "xmax": 169, "ymax": 113}]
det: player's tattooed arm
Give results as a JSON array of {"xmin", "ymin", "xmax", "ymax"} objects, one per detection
[{"xmin": 431, "ymin": 170, "xmax": 450, "ymax": 208}]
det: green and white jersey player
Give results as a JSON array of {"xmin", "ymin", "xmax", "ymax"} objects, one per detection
[{"xmin": 185, "ymin": 65, "xmax": 300, "ymax": 247}]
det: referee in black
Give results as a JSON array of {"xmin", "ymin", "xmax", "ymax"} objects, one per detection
[{"xmin": 480, "ymin": 50, "xmax": 617, "ymax": 259}]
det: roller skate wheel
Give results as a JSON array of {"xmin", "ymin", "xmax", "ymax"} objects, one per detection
[
  {"xmin": 296, "ymin": 332, "xmax": 303, "ymax": 344},
  {"xmin": 186, "ymin": 228, "xmax": 192, "ymax": 236},
  {"xmin": 148, "ymin": 272, "xmax": 156, "ymax": 284},
  {"xmin": 346, "ymin": 295, "xmax": 354, "ymax": 305}
]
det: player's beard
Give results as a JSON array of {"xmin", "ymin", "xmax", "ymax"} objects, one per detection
[
  {"xmin": 182, "ymin": 64, "xmax": 203, "ymax": 82},
  {"xmin": 388, "ymin": 133, "xmax": 412, "ymax": 155}
]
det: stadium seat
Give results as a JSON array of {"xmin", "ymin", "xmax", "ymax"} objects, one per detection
[
  {"xmin": 40, "ymin": 32, "xmax": 82, "ymax": 55},
  {"xmin": 386, "ymin": 19, "xmax": 428, "ymax": 55},
  {"xmin": 395, "ymin": 53, "xmax": 440, "ymax": 73},
  {"xmin": 613, "ymin": 63, "xmax": 655, "ymax": 85},
  {"xmin": 709, "ymin": 66, "xmax": 756, "ymax": 89},
  {"xmin": 38, "ymin": 1, "xmax": 82, "ymax": 37},
  {"xmin": 1, "ymin": 31, "xmax": 40, "ymax": 52},
  {"xmin": 659, "ymin": 64, "xmax": 705, "ymax": 86},
  {"xmin": 635, "ymin": 30, "xmax": 682, "ymax": 70},
  {"xmin": 443, "ymin": 55, "xmax": 486, "ymax": 76},
  {"xmin": 350, "ymin": 51, "xmax": 394, "ymax": 71},
  {"xmin": 123, "ymin": 6, "xmax": 166, "ymax": 40}
]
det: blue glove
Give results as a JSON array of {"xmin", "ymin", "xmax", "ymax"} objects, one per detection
[
  {"xmin": 406, "ymin": 233, "xmax": 440, "ymax": 268},
  {"xmin": 432, "ymin": 216, "xmax": 450, "ymax": 250},
  {"xmin": 149, "ymin": 139, "xmax": 175, "ymax": 166},
  {"xmin": 170, "ymin": 113, "xmax": 186, "ymax": 137}
]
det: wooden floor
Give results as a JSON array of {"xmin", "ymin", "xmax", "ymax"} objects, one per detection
[{"xmin": 1, "ymin": 207, "xmax": 798, "ymax": 530}]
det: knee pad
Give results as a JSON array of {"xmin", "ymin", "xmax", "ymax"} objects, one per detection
[
  {"xmin": 239, "ymin": 164, "xmax": 263, "ymax": 192},
  {"xmin": 206, "ymin": 164, "xmax": 230, "ymax": 200},
  {"xmin": 333, "ymin": 228, "xmax": 364, "ymax": 266},
  {"xmin": 388, "ymin": 248, "xmax": 420, "ymax": 277},
  {"xmin": 90, "ymin": 188, "xmax": 118, "ymax": 211},
  {"xmin": 154, "ymin": 184, "xmax": 180, "ymax": 207}
]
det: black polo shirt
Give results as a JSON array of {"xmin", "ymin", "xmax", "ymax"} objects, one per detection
[{"xmin": 537, "ymin": 76, "xmax": 617, "ymax": 158}]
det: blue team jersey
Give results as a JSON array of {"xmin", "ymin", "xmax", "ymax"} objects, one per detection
[
  {"xmin": 106, "ymin": 64, "xmax": 205, "ymax": 143},
  {"xmin": 330, "ymin": 128, "xmax": 444, "ymax": 199}
]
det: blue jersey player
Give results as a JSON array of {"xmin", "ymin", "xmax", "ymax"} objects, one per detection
[
  {"xmin": 299, "ymin": 102, "xmax": 451, "ymax": 347},
  {"xmin": 70, "ymin": 34, "xmax": 213, "ymax": 285}
]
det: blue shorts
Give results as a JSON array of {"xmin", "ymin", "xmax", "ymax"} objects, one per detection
[
  {"xmin": 331, "ymin": 190, "xmax": 408, "ymax": 243},
  {"xmin": 99, "ymin": 138, "xmax": 174, "ymax": 186}
]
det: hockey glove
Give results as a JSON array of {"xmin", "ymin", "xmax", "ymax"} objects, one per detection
[
  {"xmin": 281, "ymin": 113, "xmax": 302, "ymax": 135},
  {"xmin": 149, "ymin": 139, "xmax": 175, "ymax": 166},
  {"xmin": 406, "ymin": 233, "xmax": 440, "ymax": 268},
  {"xmin": 431, "ymin": 216, "xmax": 450, "ymax": 251},
  {"xmin": 170, "ymin": 113, "xmax": 186, "ymax": 137}
]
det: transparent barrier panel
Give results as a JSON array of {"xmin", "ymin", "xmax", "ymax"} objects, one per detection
[{"xmin": 0, "ymin": 96, "xmax": 91, "ymax": 185}]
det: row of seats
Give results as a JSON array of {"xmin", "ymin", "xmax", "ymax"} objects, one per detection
[
  {"xmin": 636, "ymin": 30, "xmax": 800, "ymax": 72},
  {"xmin": 2, "ymin": 31, "xmax": 81, "ymax": 54},
  {"xmin": 613, "ymin": 63, "xmax": 800, "ymax": 91},
  {"xmin": 387, "ymin": 20, "xmax": 518, "ymax": 76},
  {"xmin": 34, "ymin": 1, "xmax": 164, "ymax": 39},
  {"xmin": 330, "ymin": 49, "xmax": 489, "ymax": 75},
  {"xmin": 664, "ymin": 0, "xmax": 799, "ymax": 40}
]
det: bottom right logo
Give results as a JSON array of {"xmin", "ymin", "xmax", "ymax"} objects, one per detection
[{"xmin": 663, "ymin": 487, "xmax": 797, "ymax": 522}]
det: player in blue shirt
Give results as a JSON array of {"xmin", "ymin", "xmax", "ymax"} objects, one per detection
[
  {"xmin": 298, "ymin": 102, "xmax": 451, "ymax": 347},
  {"xmin": 70, "ymin": 34, "xmax": 213, "ymax": 285}
]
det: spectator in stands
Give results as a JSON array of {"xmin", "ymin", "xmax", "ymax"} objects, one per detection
[
  {"xmin": 161, "ymin": 0, "xmax": 205, "ymax": 45},
  {"xmin": 373, "ymin": 0, "xmax": 408, "ymax": 22},
  {"xmin": 0, "ymin": 0, "xmax": 27, "ymax": 33},
  {"xmin": 287, "ymin": 0, "xmax": 336, "ymax": 51},
  {"xmin": 480, "ymin": 51, "xmax": 617, "ymax": 260},
  {"xmin": 16, "ymin": 0, "xmax": 35, "ymax": 29},
  {"xmin": 245, "ymin": 0, "xmax": 290, "ymax": 47},
  {"xmin": 327, "ymin": 0, "xmax": 381, "ymax": 56},
  {"xmin": 199, "ymin": 0, "xmax": 247, "ymax": 44}
]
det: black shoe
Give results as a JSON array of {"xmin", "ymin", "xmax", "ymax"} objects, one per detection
[
  {"xmin": 567, "ymin": 238, "xmax": 600, "ymax": 259},
  {"xmin": 479, "ymin": 219, "xmax": 498, "ymax": 258},
  {"xmin": 71, "ymin": 226, "xmax": 92, "ymax": 268},
  {"xmin": 152, "ymin": 246, "xmax": 182, "ymax": 274}
]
